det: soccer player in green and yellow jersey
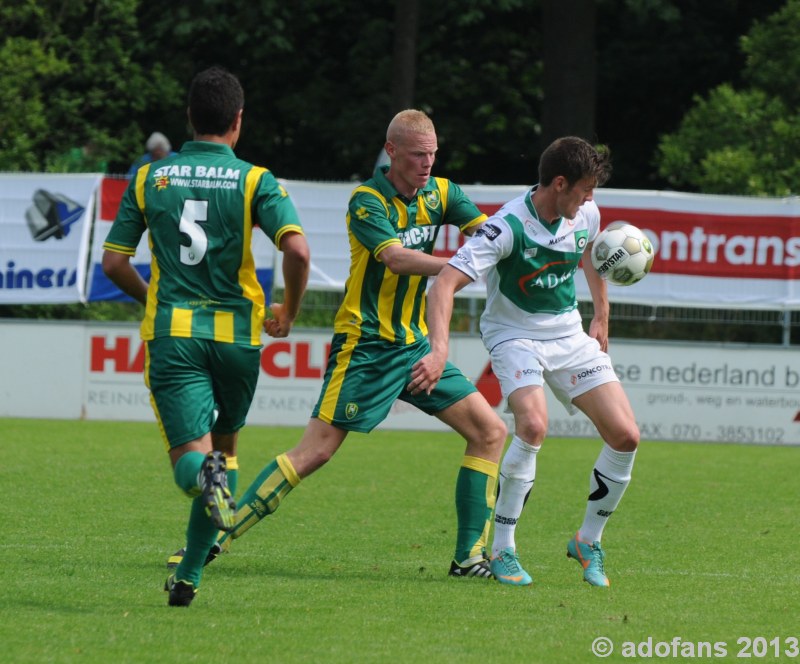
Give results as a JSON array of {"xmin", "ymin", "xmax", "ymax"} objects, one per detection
[
  {"xmin": 102, "ymin": 66, "xmax": 310, "ymax": 607},
  {"xmin": 168, "ymin": 109, "xmax": 508, "ymax": 579}
]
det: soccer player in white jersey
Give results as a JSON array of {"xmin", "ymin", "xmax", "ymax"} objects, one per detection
[{"xmin": 407, "ymin": 136, "xmax": 639, "ymax": 587}]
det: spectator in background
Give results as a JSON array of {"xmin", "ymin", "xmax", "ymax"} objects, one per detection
[{"xmin": 126, "ymin": 131, "xmax": 177, "ymax": 177}]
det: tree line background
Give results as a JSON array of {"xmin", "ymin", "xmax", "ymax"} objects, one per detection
[
  {"xmin": 3, "ymin": 0, "xmax": 799, "ymax": 195},
  {"xmin": 3, "ymin": 0, "xmax": 800, "ymax": 343}
]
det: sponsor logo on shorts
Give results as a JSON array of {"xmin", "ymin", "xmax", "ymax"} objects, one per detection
[
  {"xmin": 514, "ymin": 368, "xmax": 541, "ymax": 380},
  {"xmin": 345, "ymin": 402, "xmax": 359, "ymax": 419},
  {"xmin": 570, "ymin": 363, "xmax": 613, "ymax": 385}
]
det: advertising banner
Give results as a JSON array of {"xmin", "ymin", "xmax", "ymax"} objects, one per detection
[
  {"xmin": 3, "ymin": 175, "xmax": 800, "ymax": 308},
  {"xmin": 593, "ymin": 189, "xmax": 800, "ymax": 308},
  {"xmin": 74, "ymin": 323, "xmax": 800, "ymax": 445},
  {"xmin": 0, "ymin": 173, "xmax": 100, "ymax": 303},
  {"xmin": 276, "ymin": 181, "xmax": 800, "ymax": 309}
]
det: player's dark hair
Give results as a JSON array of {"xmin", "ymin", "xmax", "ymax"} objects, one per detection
[
  {"xmin": 538, "ymin": 136, "xmax": 612, "ymax": 188},
  {"xmin": 188, "ymin": 67, "xmax": 244, "ymax": 136}
]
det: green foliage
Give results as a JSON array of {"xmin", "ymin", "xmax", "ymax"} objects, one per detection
[
  {"xmin": 655, "ymin": 1, "xmax": 800, "ymax": 195},
  {"xmin": 4, "ymin": 418, "xmax": 799, "ymax": 662},
  {"xmin": 741, "ymin": 0, "xmax": 800, "ymax": 106},
  {"xmin": 0, "ymin": 302, "xmax": 143, "ymax": 322},
  {"xmin": 0, "ymin": 0, "xmax": 182, "ymax": 174},
  {"xmin": 137, "ymin": 0, "xmax": 541, "ymax": 183},
  {"xmin": 0, "ymin": 37, "xmax": 68, "ymax": 170}
]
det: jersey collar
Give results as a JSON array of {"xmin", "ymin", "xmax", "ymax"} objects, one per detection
[
  {"xmin": 526, "ymin": 184, "xmax": 563, "ymax": 231},
  {"xmin": 179, "ymin": 141, "xmax": 237, "ymax": 157},
  {"xmin": 373, "ymin": 165, "xmax": 436, "ymax": 203}
]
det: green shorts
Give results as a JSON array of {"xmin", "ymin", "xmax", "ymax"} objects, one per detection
[
  {"xmin": 311, "ymin": 333, "xmax": 477, "ymax": 433},
  {"xmin": 145, "ymin": 336, "xmax": 261, "ymax": 449}
]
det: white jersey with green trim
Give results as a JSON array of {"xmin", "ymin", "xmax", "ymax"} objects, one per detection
[{"xmin": 449, "ymin": 188, "xmax": 601, "ymax": 350}]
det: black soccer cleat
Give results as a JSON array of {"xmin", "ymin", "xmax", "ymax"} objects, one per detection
[
  {"xmin": 199, "ymin": 451, "xmax": 236, "ymax": 532},
  {"xmin": 448, "ymin": 554, "xmax": 495, "ymax": 579},
  {"xmin": 166, "ymin": 542, "xmax": 223, "ymax": 570},
  {"xmin": 164, "ymin": 575, "xmax": 197, "ymax": 607}
]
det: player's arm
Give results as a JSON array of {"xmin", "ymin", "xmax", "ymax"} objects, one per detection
[
  {"xmin": 102, "ymin": 250, "xmax": 148, "ymax": 304},
  {"xmin": 583, "ymin": 241, "xmax": 610, "ymax": 352},
  {"xmin": 378, "ymin": 243, "xmax": 449, "ymax": 276},
  {"xmin": 264, "ymin": 231, "xmax": 310, "ymax": 338},
  {"xmin": 408, "ymin": 264, "xmax": 473, "ymax": 396},
  {"xmin": 102, "ymin": 175, "xmax": 149, "ymax": 304}
]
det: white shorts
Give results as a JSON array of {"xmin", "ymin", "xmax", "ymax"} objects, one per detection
[{"xmin": 490, "ymin": 334, "xmax": 619, "ymax": 415}]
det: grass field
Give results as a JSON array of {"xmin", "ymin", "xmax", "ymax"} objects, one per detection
[{"xmin": 3, "ymin": 418, "xmax": 798, "ymax": 663}]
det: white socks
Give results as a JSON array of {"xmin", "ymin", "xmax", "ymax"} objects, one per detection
[
  {"xmin": 578, "ymin": 444, "xmax": 636, "ymax": 543},
  {"xmin": 492, "ymin": 435, "xmax": 540, "ymax": 556}
]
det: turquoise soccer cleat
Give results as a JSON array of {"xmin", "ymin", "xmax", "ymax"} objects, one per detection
[
  {"xmin": 566, "ymin": 533, "xmax": 610, "ymax": 587},
  {"xmin": 489, "ymin": 547, "xmax": 533, "ymax": 586}
]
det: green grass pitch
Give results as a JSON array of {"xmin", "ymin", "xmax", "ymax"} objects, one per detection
[{"xmin": 3, "ymin": 418, "xmax": 798, "ymax": 663}]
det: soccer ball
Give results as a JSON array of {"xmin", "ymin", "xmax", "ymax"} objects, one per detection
[{"xmin": 591, "ymin": 222, "xmax": 655, "ymax": 286}]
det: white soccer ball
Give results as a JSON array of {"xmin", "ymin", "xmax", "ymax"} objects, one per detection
[{"xmin": 591, "ymin": 222, "xmax": 655, "ymax": 286}]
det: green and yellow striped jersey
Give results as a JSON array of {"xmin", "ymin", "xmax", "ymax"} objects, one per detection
[
  {"xmin": 104, "ymin": 141, "xmax": 303, "ymax": 346},
  {"xmin": 335, "ymin": 166, "xmax": 486, "ymax": 345}
]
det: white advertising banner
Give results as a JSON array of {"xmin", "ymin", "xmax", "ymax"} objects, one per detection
[
  {"xmin": 591, "ymin": 189, "xmax": 800, "ymax": 308},
  {"xmin": 276, "ymin": 181, "xmax": 800, "ymax": 309},
  {"xmin": 4, "ymin": 174, "xmax": 798, "ymax": 308},
  {"xmin": 3, "ymin": 321, "xmax": 796, "ymax": 445},
  {"xmin": 0, "ymin": 173, "xmax": 99, "ymax": 303}
]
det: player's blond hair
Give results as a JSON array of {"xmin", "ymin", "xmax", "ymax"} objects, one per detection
[{"xmin": 386, "ymin": 109, "xmax": 435, "ymax": 144}]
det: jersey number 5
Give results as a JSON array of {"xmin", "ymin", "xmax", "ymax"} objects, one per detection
[{"xmin": 179, "ymin": 200, "xmax": 209, "ymax": 265}]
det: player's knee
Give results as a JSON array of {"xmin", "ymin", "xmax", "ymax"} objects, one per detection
[
  {"xmin": 609, "ymin": 423, "xmax": 639, "ymax": 452},
  {"xmin": 464, "ymin": 415, "xmax": 507, "ymax": 459},
  {"xmin": 485, "ymin": 416, "xmax": 508, "ymax": 449},
  {"xmin": 515, "ymin": 418, "xmax": 547, "ymax": 446}
]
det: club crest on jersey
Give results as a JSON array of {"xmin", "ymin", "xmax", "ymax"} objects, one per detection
[
  {"xmin": 575, "ymin": 230, "xmax": 588, "ymax": 250},
  {"xmin": 345, "ymin": 402, "xmax": 359, "ymax": 419},
  {"xmin": 476, "ymin": 223, "xmax": 502, "ymax": 241},
  {"xmin": 423, "ymin": 190, "xmax": 441, "ymax": 210}
]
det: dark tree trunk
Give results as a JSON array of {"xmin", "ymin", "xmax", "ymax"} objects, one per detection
[
  {"xmin": 390, "ymin": 0, "xmax": 419, "ymax": 113},
  {"xmin": 541, "ymin": 0, "xmax": 597, "ymax": 149}
]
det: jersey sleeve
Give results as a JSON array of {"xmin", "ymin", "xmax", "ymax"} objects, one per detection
[
  {"xmin": 448, "ymin": 217, "xmax": 513, "ymax": 281},
  {"xmin": 441, "ymin": 180, "xmax": 488, "ymax": 233},
  {"xmin": 347, "ymin": 188, "xmax": 401, "ymax": 258},
  {"xmin": 253, "ymin": 171, "xmax": 304, "ymax": 247},
  {"xmin": 102, "ymin": 175, "xmax": 147, "ymax": 256}
]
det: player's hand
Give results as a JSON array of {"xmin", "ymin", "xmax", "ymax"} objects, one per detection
[
  {"xmin": 588, "ymin": 317, "xmax": 609, "ymax": 352},
  {"xmin": 407, "ymin": 352, "xmax": 446, "ymax": 396},
  {"xmin": 263, "ymin": 303, "xmax": 294, "ymax": 338}
]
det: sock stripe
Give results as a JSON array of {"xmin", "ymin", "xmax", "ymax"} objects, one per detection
[
  {"xmin": 462, "ymin": 455, "xmax": 499, "ymax": 478},
  {"xmin": 276, "ymin": 453, "xmax": 301, "ymax": 487}
]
